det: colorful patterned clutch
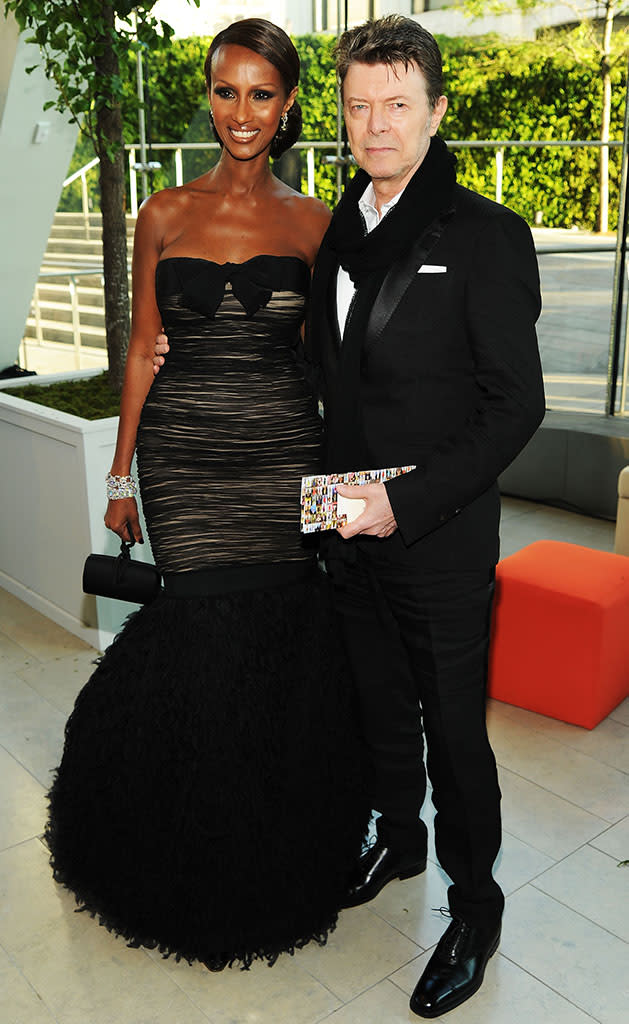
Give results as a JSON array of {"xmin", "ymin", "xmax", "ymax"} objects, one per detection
[{"xmin": 300, "ymin": 465, "xmax": 415, "ymax": 534}]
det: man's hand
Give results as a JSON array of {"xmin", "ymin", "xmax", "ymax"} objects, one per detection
[
  {"xmin": 336, "ymin": 482, "xmax": 398, "ymax": 540},
  {"xmin": 152, "ymin": 331, "xmax": 170, "ymax": 376}
]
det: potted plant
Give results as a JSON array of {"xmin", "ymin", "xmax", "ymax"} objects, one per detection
[{"xmin": 0, "ymin": 370, "xmax": 154, "ymax": 649}]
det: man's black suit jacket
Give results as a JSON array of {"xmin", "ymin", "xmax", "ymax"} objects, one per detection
[{"xmin": 308, "ymin": 184, "xmax": 545, "ymax": 570}]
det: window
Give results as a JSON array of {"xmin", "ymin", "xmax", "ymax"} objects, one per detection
[{"xmin": 314, "ymin": 0, "xmax": 377, "ymax": 33}]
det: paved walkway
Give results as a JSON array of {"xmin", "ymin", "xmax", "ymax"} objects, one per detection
[{"xmin": 534, "ymin": 229, "xmax": 617, "ymax": 413}]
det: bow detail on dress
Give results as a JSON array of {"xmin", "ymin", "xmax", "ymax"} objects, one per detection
[{"xmin": 182, "ymin": 262, "xmax": 273, "ymax": 319}]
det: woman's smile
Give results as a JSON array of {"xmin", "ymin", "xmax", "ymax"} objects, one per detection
[{"xmin": 228, "ymin": 126, "xmax": 259, "ymax": 142}]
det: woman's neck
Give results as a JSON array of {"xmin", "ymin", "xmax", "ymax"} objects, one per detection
[{"xmin": 209, "ymin": 150, "xmax": 275, "ymax": 197}]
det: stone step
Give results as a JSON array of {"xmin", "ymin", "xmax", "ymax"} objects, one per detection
[
  {"xmin": 28, "ymin": 301, "xmax": 107, "ymax": 330},
  {"xmin": 35, "ymin": 283, "xmax": 106, "ymax": 308},
  {"xmin": 53, "ymin": 211, "xmax": 137, "ymax": 229},
  {"xmin": 45, "ymin": 238, "xmax": 134, "ymax": 256},
  {"xmin": 26, "ymin": 213, "xmax": 137, "ymax": 360},
  {"xmin": 41, "ymin": 255, "xmax": 108, "ymax": 269},
  {"xmin": 36, "ymin": 275, "xmax": 130, "ymax": 290},
  {"xmin": 49, "ymin": 223, "xmax": 136, "ymax": 237},
  {"xmin": 24, "ymin": 319, "xmax": 107, "ymax": 348},
  {"xmin": 53, "ymin": 212, "xmax": 103, "ymax": 227},
  {"xmin": 49, "ymin": 225, "xmax": 101, "ymax": 239}
]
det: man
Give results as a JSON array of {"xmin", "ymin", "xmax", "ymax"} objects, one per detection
[
  {"xmin": 155, "ymin": 16, "xmax": 544, "ymax": 1017},
  {"xmin": 308, "ymin": 15, "xmax": 543, "ymax": 1018}
]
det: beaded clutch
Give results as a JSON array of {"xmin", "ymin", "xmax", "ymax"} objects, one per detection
[{"xmin": 83, "ymin": 538, "xmax": 161, "ymax": 604}]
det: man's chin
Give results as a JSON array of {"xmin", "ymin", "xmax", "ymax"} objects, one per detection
[
  {"xmin": 361, "ymin": 153, "xmax": 395, "ymax": 170},
  {"xmin": 358, "ymin": 153, "xmax": 402, "ymax": 179},
  {"xmin": 364, "ymin": 164, "xmax": 405, "ymax": 185}
]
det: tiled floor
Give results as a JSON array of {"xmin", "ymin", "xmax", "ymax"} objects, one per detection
[{"xmin": 1, "ymin": 497, "xmax": 627, "ymax": 1024}]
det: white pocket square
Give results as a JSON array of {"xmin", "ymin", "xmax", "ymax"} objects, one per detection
[{"xmin": 418, "ymin": 264, "xmax": 447, "ymax": 274}]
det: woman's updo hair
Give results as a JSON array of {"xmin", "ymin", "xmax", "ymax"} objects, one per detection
[{"xmin": 204, "ymin": 18, "xmax": 302, "ymax": 159}]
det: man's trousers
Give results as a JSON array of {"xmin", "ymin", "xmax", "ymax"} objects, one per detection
[{"xmin": 333, "ymin": 547, "xmax": 504, "ymax": 933}]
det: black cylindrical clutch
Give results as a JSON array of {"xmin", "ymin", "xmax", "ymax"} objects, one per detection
[{"xmin": 82, "ymin": 540, "xmax": 161, "ymax": 604}]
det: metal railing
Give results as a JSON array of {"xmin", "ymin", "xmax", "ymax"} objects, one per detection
[
  {"xmin": 60, "ymin": 137, "xmax": 624, "ymax": 220},
  {"xmin": 61, "ymin": 158, "xmax": 100, "ymax": 237},
  {"xmin": 125, "ymin": 140, "xmax": 331, "ymax": 215},
  {"xmin": 23, "ymin": 249, "xmax": 622, "ymax": 415},
  {"xmin": 21, "ymin": 268, "xmax": 111, "ymax": 372},
  {"xmin": 447, "ymin": 138, "xmax": 622, "ymax": 207},
  {"xmin": 44, "ymin": 138, "xmax": 628, "ymax": 411}
]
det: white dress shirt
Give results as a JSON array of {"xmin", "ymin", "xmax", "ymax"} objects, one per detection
[{"xmin": 335, "ymin": 181, "xmax": 406, "ymax": 338}]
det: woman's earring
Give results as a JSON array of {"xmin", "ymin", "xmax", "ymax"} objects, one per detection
[
  {"xmin": 208, "ymin": 108, "xmax": 214, "ymax": 124},
  {"xmin": 280, "ymin": 111, "xmax": 288, "ymax": 132}
]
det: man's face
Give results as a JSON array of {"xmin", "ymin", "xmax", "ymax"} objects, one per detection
[{"xmin": 342, "ymin": 60, "xmax": 447, "ymax": 191}]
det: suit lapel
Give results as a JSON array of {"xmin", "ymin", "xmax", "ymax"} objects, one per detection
[
  {"xmin": 327, "ymin": 267, "xmax": 343, "ymax": 352},
  {"xmin": 364, "ymin": 207, "xmax": 454, "ymax": 354},
  {"xmin": 310, "ymin": 241, "xmax": 341, "ymax": 357}
]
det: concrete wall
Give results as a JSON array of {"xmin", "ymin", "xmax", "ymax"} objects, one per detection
[
  {"xmin": 0, "ymin": 7, "xmax": 78, "ymax": 374},
  {"xmin": 499, "ymin": 411, "xmax": 629, "ymax": 521}
]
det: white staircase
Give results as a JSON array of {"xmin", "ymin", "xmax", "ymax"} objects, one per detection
[{"xmin": 20, "ymin": 212, "xmax": 136, "ymax": 375}]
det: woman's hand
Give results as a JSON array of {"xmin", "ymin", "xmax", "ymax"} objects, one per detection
[{"xmin": 104, "ymin": 498, "xmax": 143, "ymax": 544}]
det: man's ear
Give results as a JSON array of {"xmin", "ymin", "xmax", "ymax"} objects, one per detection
[{"xmin": 430, "ymin": 95, "xmax": 448, "ymax": 136}]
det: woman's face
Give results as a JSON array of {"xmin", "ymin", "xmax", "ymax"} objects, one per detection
[{"xmin": 209, "ymin": 43, "xmax": 296, "ymax": 161}]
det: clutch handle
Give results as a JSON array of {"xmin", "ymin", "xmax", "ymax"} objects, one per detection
[{"xmin": 115, "ymin": 531, "xmax": 135, "ymax": 583}]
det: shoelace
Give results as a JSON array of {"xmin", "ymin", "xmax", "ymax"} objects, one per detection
[
  {"xmin": 361, "ymin": 832, "xmax": 378, "ymax": 856},
  {"xmin": 440, "ymin": 919, "xmax": 470, "ymax": 964}
]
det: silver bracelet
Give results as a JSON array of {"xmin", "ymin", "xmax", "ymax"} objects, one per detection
[{"xmin": 106, "ymin": 472, "xmax": 137, "ymax": 500}]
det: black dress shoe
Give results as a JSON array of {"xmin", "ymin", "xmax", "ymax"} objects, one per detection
[
  {"xmin": 410, "ymin": 917, "xmax": 501, "ymax": 1018},
  {"xmin": 342, "ymin": 838, "xmax": 427, "ymax": 909}
]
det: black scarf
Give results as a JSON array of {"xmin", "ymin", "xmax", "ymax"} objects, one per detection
[
  {"xmin": 320, "ymin": 135, "xmax": 457, "ymax": 476},
  {"xmin": 324, "ymin": 135, "xmax": 456, "ymax": 288}
]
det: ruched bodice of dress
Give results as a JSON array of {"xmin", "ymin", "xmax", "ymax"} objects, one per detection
[{"xmin": 137, "ymin": 255, "xmax": 321, "ymax": 573}]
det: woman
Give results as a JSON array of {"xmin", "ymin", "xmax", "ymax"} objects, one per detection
[{"xmin": 46, "ymin": 19, "xmax": 368, "ymax": 970}]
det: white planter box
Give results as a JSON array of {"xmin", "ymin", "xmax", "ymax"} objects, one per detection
[{"xmin": 0, "ymin": 370, "xmax": 154, "ymax": 650}]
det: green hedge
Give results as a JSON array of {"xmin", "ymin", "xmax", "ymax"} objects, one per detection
[
  {"xmin": 439, "ymin": 33, "xmax": 626, "ymax": 229},
  {"xmin": 59, "ymin": 35, "xmax": 212, "ymax": 211},
  {"xmin": 59, "ymin": 29, "xmax": 628, "ymax": 230}
]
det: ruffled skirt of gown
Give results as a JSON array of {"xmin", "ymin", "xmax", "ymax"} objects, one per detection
[{"xmin": 45, "ymin": 569, "xmax": 369, "ymax": 968}]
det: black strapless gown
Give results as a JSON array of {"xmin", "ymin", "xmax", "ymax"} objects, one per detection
[{"xmin": 46, "ymin": 256, "xmax": 369, "ymax": 968}]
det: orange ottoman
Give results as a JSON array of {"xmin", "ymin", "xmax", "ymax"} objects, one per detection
[{"xmin": 488, "ymin": 540, "xmax": 629, "ymax": 729}]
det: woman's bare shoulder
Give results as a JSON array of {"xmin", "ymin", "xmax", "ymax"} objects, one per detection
[
  {"xmin": 137, "ymin": 185, "xmax": 194, "ymax": 224},
  {"xmin": 281, "ymin": 191, "xmax": 332, "ymax": 265},
  {"xmin": 279, "ymin": 185, "xmax": 329, "ymax": 215},
  {"xmin": 135, "ymin": 183, "xmax": 209, "ymax": 252},
  {"xmin": 292, "ymin": 192, "xmax": 332, "ymax": 227}
]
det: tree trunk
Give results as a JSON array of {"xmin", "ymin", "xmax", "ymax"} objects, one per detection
[
  {"xmin": 598, "ymin": 0, "xmax": 615, "ymax": 234},
  {"xmin": 95, "ymin": 4, "xmax": 130, "ymax": 392}
]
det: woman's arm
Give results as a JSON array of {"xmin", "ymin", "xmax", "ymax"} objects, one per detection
[{"xmin": 104, "ymin": 194, "xmax": 167, "ymax": 542}]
